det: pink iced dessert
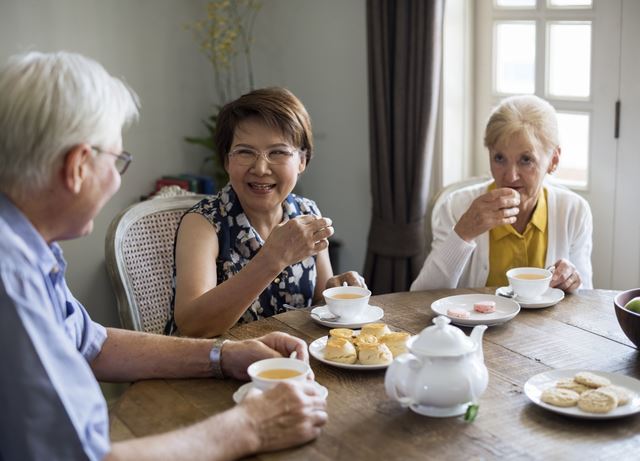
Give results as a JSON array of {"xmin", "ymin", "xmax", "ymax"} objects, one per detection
[
  {"xmin": 447, "ymin": 307, "xmax": 471, "ymax": 319},
  {"xmin": 473, "ymin": 301, "xmax": 496, "ymax": 314}
]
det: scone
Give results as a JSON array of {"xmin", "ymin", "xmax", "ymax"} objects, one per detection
[
  {"xmin": 329, "ymin": 328, "xmax": 354, "ymax": 342},
  {"xmin": 600, "ymin": 385, "xmax": 634, "ymax": 406},
  {"xmin": 324, "ymin": 337, "xmax": 357, "ymax": 364},
  {"xmin": 357, "ymin": 343, "xmax": 393, "ymax": 365},
  {"xmin": 578, "ymin": 388, "xmax": 618, "ymax": 413},
  {"xmin": 555, "ymin": 378, "xmax": 590, "ymax": 394},
  {"xmin": 381, "ymin": 332, "xmax": 411, "ymax": 357},
  {"xmin": 353, "ymin": 333, "xmax": 379, "ymax": 348},
  {"xmin": 540, "ymin": 388, "xmax": 579, "ymax": 407},
  {"xmin": 574, "ymin": 371, "xmax": 611, "ymax": 388},
  {"xmin": 361, "ymin": 323, "xmax": 391, "ymax": 339}
]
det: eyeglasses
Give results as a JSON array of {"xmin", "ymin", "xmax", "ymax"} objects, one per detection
[
  {"xmin": 228, "ymin": 146, "xmax": 302, "ymax": 166},
  {"xmin": 91, "ymin": 146, "xmax": 133, "ymax": 175}
]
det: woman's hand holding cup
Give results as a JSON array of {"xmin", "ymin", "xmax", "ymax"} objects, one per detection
[
  {"xmin": 454, "ymin": 187, "xmax": 521, "ymax": 242},
  {"xmin": 549, "ymin": 258, "xmax": 581, "ymax": 293},
  {"xmin": 325, "ymin": 271, "xmax": 367, "ymax": 289},
  {"xmin": 262, "ymin": 215, "xmax": 334, "ymax": 268}
]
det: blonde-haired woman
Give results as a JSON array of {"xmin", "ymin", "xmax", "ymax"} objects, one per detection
[{"xmin": 411, "ymin": 95, "xmax": 593, "ymax": 292}]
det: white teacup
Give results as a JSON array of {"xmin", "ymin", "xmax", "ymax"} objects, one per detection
[
  {"xmin": 323, "ymin": 286, "xmax": 371, "ymax": 321},
  {"xmin": 506, "ymin": 267, "xmax": 552, "ymax": 301},
  {"xmin": 247, "ymin": 357, "xmax": 311, "ymax": 391}
]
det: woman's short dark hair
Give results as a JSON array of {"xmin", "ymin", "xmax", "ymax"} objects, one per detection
[{"xmin": 214, "ymin": 87, "xmax": 314, "ymax": 166}]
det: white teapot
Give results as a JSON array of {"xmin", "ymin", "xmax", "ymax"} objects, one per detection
[{"xmin": 385, "ymin": 315, "xmax": 488, "ymax": 417}]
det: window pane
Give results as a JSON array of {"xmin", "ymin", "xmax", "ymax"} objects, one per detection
[
  {"xmin": 548, "ymin": 0, "xmax": 592, "ymax": 7},
  {"xmin": 548, "ymin": 22, "xmax": 591, "ymax": 98},
  {"xmin": 496, "ymin": 0, "xmax": 535, "ymax": 7},
  {"xmin": 555, "ymin": 112, "xmax": 589, "ymax": 187},
  {"xmin": 495, "ymin": 22, "xmax": 536, "ymax": 94}
]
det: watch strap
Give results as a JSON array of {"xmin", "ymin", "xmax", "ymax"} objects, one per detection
[{"xmin": 209, "ymin": 339, "xmax": 228, "ymax": 379}]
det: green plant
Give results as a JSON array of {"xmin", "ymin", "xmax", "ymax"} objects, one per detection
[{"xmin": 185, "ymin": 0, "xmax": 262, "ymax": 189}]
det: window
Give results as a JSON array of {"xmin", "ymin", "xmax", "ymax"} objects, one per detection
[{"xmin": 476, "ymin": 0, "xmax": 595, "ymax": 189}]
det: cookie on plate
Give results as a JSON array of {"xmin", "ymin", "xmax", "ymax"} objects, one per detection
[
  {"xmin": 578, "ymin": 388, "xmax": 618, "ymax": 413},
  {"xmin": 540, "ymin": 388, "xmax": 579, "ymax": 407},
  {"xmin": 574, "ymin": 371, "xmax": 611, "ymax": 388},
  {"xmin": 600, "ymin": 385, "xmax": 634, "ymax": 406},
  {"xmin": 555, "ymin": 378, "xmax": 590, "ymax": 394},
  {"xmin": 329, "ymin": 328, "xmax": 354, "ymax": 342},
  {"xmin": 324, "ymin": 337, "xmax": 357, "ymax": 364},
  {"xmin": 353, "ymin": 333, "xmax": 378, "ymax": 348},
  {"xmin": 360, "ymin": 323, "xmax": 391, "ymax": 339}
]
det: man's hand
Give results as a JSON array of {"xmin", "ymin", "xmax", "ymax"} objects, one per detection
[
  {"xmin": 454, "ymin": 188, "xmax": 520, "ymax": 242},
  {"xmin": 221, "ymin": 332, "xmax": 309, "ymax": 380},
  {"xmin": 238, "ymin": 382, "xmax": 328, "ymax": 453}
]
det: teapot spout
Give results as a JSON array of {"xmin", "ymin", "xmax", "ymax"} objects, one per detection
[{"xmin": 470, "ymin": 324, "xmax": 488, "ymax": 361}]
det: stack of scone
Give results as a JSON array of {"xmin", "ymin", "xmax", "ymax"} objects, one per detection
[
  {"xmin": 540, "ymin": 371, "xmax": 635, "ymax": 413},
  {"xmin": 323, "ymin": 323, "xmax": 410, "ymax": 366}
]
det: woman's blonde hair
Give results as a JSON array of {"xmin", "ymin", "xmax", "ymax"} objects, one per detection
[{"xmin": 484, "ymin": 95, "xmax": 559, "ymax": 154}]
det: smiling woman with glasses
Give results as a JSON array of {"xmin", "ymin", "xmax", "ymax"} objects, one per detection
[{"xmin": 165, "ymin": 87, "xmax": 366, "ymax": 338}]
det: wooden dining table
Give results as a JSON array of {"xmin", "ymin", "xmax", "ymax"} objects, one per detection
[{"xmin": 110, "ymin": 288, "xmax": 640, "ymax": 460}]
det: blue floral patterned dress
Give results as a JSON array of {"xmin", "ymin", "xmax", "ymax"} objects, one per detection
[{"xmin": 164, "ymin": 184, "xmax": 320, "ymax": 335}]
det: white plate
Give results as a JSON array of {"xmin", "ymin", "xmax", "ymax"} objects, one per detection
[
  {"xmin": 310, "ymin": 305, "xmax": 384, "ymax": 328},
  {"xmin": 308, "ymin": 333, "xmax": 394, "ymax": 370},
  {"xmin": 232, "ymin": 381, "xmax": 329, "ymax": 404},
  {"xmin": 495, "ymin": 286, "xmax": 565, "ymax": 308},
  {"xmin": 524, "ymin": 369, "xmax": 640, "ymax": 419},
  {"xmin": 430, "ymin": 294, "xmax": 520, "ymax": 326}
]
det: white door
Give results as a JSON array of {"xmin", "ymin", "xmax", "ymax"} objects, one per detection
[
  {"xmin": 474, "ymin": 0, "xmax": 623, "ymax": 289},
  {"xmin": 612, "ymin": 0, "xmax": 640, "ymax": 289}
]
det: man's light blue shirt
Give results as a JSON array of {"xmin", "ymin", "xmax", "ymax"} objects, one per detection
[{"xmin": 0, "ymin": 193, "xmax": 110, "ymax": 460}]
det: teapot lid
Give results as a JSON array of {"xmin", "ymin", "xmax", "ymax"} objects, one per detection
[{"xmin": 409, "ymin": 316, "xmax": 476, "ymax": 356}]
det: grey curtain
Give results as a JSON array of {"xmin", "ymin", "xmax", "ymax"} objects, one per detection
[{"xmin": 364, "ymin": 0, "xmax": 444, "ymax": 294}]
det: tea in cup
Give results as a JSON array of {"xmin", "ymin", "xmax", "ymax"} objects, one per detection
[
  {"xmin": 323, "ymin": 286, "xmax": 371, "ymax": 321},
  {"xmin": 247, "ymin": 357, "xmax": 311, "ymax": 391},
  {"xmin": 506, "ymin": 267, "xmax": 552, "ymax": 301}
]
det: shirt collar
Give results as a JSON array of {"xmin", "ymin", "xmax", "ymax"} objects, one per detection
[
  {"xmin": 0, "ymin": 192, "xmax": 64, "ymax": 274},
  {"xmin": 488, "ymin": 183, "xmax": 547, "ymax": 240}
]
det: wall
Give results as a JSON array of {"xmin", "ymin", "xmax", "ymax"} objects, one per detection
[
  {"xmin": 0, "ymin": 0, "xmax": 370, "ymax": 329},
  {"xmin": 252, "ymin": 0, "xmax": 370, "ymax": 276}
]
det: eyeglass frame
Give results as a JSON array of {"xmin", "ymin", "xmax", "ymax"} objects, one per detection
[
  {"xmin": 91, "ymin": 146, "xmax": 133, "ymax": 175},
  {"xmin": 227, "ymin": 145, "xmax": 305, "ymax": 166}
]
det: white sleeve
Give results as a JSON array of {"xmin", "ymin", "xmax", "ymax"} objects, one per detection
[
  {"xmin": 410, "ymin": 196, "xmax": 477, "ymax": 290},
  {"xmin": 570, "ymin": 199, "xmax": 593, "ymax": 289}
]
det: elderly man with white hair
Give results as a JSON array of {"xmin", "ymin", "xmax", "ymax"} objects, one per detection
[{"xmin": 0, "ymin": 51, "xmax": 327, "ymax": 461}]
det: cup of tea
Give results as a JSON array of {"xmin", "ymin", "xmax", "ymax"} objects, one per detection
[
  {"xmin": 247, "ymin": 357, "xmax": 311, "ymax": 391},
  {"xmin": 322, "ymin": 286, "xmax": 371, "ymax": 321},
  {"xmin": 506, "ymin": 267, "xmax": 553, "ymax": 301}
]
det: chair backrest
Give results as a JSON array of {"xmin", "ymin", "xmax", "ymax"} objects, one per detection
[{"xmin": 105, "ymin": 194, "xmax": 206, "ymax": 333}]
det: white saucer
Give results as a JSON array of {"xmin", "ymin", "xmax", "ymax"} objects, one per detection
[
  {"xmin": 524, "ymin": 369, "xmax": 640, "ymax": 419},
  {"xmin": 232, "ymin": 381, "xmax": 329, "ymax": 404},
  {"xmin": 310, "ymin": 305, "xmax": 384, "ymax": 328},
  {"xmin": 495, "ymin": 286, "xmax": 565, "ymax": 309},
  {"xmin": 430, "ymin": 294, "xmax": 520, "ymax": 327}
]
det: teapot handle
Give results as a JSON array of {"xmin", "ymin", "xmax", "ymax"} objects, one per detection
[{"xmin": 385, "ymin": 353, "xmax": 419, "ymax": 408}]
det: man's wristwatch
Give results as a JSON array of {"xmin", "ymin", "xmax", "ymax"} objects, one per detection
[{"xmin": 209, "ymin": 339, "xmax": 228, "ymax": 379}]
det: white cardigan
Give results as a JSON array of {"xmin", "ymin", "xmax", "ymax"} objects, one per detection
[{"xmin": 410, "ymin": 180, "xmax": 593, "ymax": 290}]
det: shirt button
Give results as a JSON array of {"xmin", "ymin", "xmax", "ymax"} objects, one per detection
[
  {"xmin": 51, "ymin": 265, "xmax": 60, "ymax": 274},
  {"xmin": 274, "ymin": 277, "xmax": 281, "ymax": 284}
]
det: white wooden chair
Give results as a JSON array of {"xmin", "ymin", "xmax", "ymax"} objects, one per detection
[{"xmin": 105, "ymin": 188, "xmax": 206, "ymax": 333}]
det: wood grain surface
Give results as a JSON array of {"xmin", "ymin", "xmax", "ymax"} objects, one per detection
[{"xmin": 109, "ymin": 288, "xmax": 640, "ymax": 460}]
